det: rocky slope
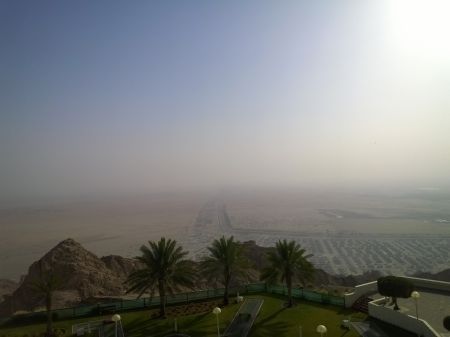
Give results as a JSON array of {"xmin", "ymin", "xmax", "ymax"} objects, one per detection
[
  {"xmin": 0, "ymin": 279, "xmax": 18, "ymax": 303},
  {"xmin": 241, "ymin": 240, "xmax": 450, "ymax": 287},
  {"xmin": 413, "ymin": 268, "xmax": 450, "ymax": 282},
  {"xmin": 0, "ymin": 239, "xmax": 141, "ymax": 316},
  {"xmin": 240, "ymin": 240, "xmax": 384, "ymax": 287},
  {"xmin": 100, "ymin": 255, "xmax": 143, "ymax": 283}
]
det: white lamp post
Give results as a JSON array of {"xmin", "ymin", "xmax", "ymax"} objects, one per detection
[
  {"xmin": 111, "ymin": 314, "xmax": 121, "ymax": 337},
  {"xmin": 316, "ymin": 324, "xmax": 327, "ymax": 337},
  {"xmin": 411, "ymin": 291, "xmax": 420, "ymax": 320},
  {"xmin": 212, "ymin": 307, "xmax": 222, "ymax": 337}
]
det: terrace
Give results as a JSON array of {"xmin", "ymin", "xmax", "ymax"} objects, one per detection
[
  {"xmin": 0, "ymin": 293, "xmax": 417, "ymax": 337},
  {"xmin": 345, "ymin": 277, "xmax": 450, "ymax": 337}
]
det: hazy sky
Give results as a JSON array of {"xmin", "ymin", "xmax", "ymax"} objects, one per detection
[{"xmin": 1, "ymin": 0, "xmax": 449, "ymax": 201}]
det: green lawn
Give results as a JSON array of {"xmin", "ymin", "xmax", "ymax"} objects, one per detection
[
  {"xmin": 250, "ymin": 295, "xmax": 364, "ymax": 337},
  {"xmin": 1, "ymin": 294, "xmax": 400, "ymax": 337},
  {"xmin": 0, "ymin": 299, "xmax": 239, "ymax": 337}
]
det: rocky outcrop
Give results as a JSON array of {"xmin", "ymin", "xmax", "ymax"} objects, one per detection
[
  {"xmin": 100, "ymin": 255, "xmax": 143, "ymax": 283},
  {"xmin": 240, "ymin": 240, "xmax": 382, "ymax": 288},
  {"xmin": 0, "ymin": 279, "xmax": 18, "ymax": 303},
  {"xmin": 413, "ymin": 268, "xmax": 450, "ymax": 282},
  {"xmin": 0, "ymin": 239, "xmax": 140, "ymax": 316}
]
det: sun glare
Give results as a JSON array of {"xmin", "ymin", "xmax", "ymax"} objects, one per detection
[{"xmin": 385, "ymin": 0, "xmax": 450, "ymax": 67}]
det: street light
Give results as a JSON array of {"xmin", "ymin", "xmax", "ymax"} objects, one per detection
[
  {"xmin": 212, "ymin": 307, "xmax": 222, "ymax": 337},
  {"xmin": 316, "ymin": 324, "xmax": 327, "ymax": 337},
  {"xmin": 411, "ymin": 291, "xmax": 420, "ymax": 320},
  {"xmin": 111, "ymin": 314, "xmax": 121, "ymax": 337}
]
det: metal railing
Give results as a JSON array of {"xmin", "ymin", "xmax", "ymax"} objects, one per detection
[{"xmin": 3, "ymin": 283, "xmax": 344, "ymax": 324}]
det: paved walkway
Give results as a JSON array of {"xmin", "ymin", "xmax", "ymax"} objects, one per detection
[
  {"xmin": 223, "ymin": 298, "xmax": 264, "ymax": 337},
  {"xmin": 351, "ymin": 321, "xmax": 389, "ymax": 337},
  {"xmin": 395, "ymin": 288, "xmax": 450, "ymax": 335}
]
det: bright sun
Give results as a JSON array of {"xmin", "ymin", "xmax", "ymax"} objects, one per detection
[{"xmin": 385, "ymin": 0, "xmax": 450, "ymax": 67}]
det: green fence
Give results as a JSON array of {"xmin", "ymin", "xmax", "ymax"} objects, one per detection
[
  {"xmin": 265, "ymin": 285, "xmax": 344, "ymax": 306},
  {"xmin": 4, "ymin": 283, "xmax": 344, "ymax": 324}
]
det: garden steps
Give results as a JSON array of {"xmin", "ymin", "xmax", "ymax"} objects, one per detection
[
  {"xmin": 222, "ymin": 298, "xmax": 264, "ymax": 337},
  {"xmin": 352, "ymin": 295, "xmax": 373, "ymax": 314}
]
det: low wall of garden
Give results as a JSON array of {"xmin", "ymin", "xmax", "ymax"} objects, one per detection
[
  {"xmin": 369, "ymin": 298, "xmax": 441, "ymax": 337},
  {"xmin": 344, "ymin": 276, "xmax": 450, "ymax": 308},
  {"xmin": 346, "ymin": 277, "xmax": 450, "ymax": 336},
  {"xmin": 1, "ymin": 283, "xmax": 344, "ymax": 324},
  {"xmin": 403, "ymin": 276, "xmax": 450, "ymax": 292},
  {"xmin": 343, "ymin": 281, "xmax": 378, "ymax": 308}
]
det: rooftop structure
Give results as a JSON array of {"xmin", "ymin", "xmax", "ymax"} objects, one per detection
[{"xmin": 345, "ymin": 277, "xmax": 450, "ymax": 337}]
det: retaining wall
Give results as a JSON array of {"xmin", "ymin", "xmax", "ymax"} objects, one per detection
[
  {"xmin": 344, "ymin": 281, "xmax": 378, "ymax": 308},
  {"xmin": 369, "ymin": 298, "xmax": 441, "ymax": 337}
]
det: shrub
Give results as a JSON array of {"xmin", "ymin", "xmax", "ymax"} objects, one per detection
[
  {"xmin": 377, "ymin": 276, "xmax": 414, "ymax": 310},
  {"xmin": 444, "ymin": 316, "xmax": 450, "ymax": 331}
]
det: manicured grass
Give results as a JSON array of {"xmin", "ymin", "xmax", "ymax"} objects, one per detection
[
  {"xmin": 0, "ymin": 295, "xmax": 375, "ymax": 337},
  {"xmin": 250, "ymin": 294, "xmax": 365, "ymax": 337},
  {"xmin": 0, "ymin": 299, "xmax": 239, "ymax": 337},
  {"xmin": 122, "ymin": 300, "xmax": 239, "ymax": 337}
]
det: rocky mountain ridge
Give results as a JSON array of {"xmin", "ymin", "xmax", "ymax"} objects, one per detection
[
  {"xmin": 0, "ymin": 280, "xmax": 18, "ymax": 303},
  {"xmin": 0, "ymin": 239, "xmax": 142, "ymax": 316}
]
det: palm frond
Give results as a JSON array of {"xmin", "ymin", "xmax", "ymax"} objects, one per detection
[
  {"xmin": 261, "ymin": 239, "xmax": 314, "ymax": 286},
  {"xmin": 200, "ymin": 236, "xmax": 249, "ymax": 287},
  {"xmin": 126, "ymin": 237, "xmax": 194, "ymax": 299}
]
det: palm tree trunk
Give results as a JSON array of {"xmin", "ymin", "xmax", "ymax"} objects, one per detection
[
  {"xmin": 158, "ymin": 281, "xmax": 166, "ymax": 318},
  {"xmin": 46, "ymin": 292, "xmax": 53, "ymax": 337},
  {"xmin": 223, "ymin": 274, "xmax": 230, "ymax": 305},
  {"xmin": 286, "ymin": 274, "xmax": 293, "ymax": 307}
]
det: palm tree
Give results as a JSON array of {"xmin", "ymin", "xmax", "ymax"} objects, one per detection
[
  {"xmin": 126, "ymin": 237, "xmax": 195, "ymax": 317},
  {"xmin": 201, "ymin": 236, "xmax": 248, "ymax": 305},
  {"xmin": 31, "ymin": 262, "xmax": 61, "ymax": 337},
  {"xmin": 260, "ymin": 239, "xmax": 314, "ymax": 307}
]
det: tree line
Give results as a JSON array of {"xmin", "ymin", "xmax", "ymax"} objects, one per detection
[{"xmin": 126, "ymin": 236, "xmax": 315, "ymax": 318}]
